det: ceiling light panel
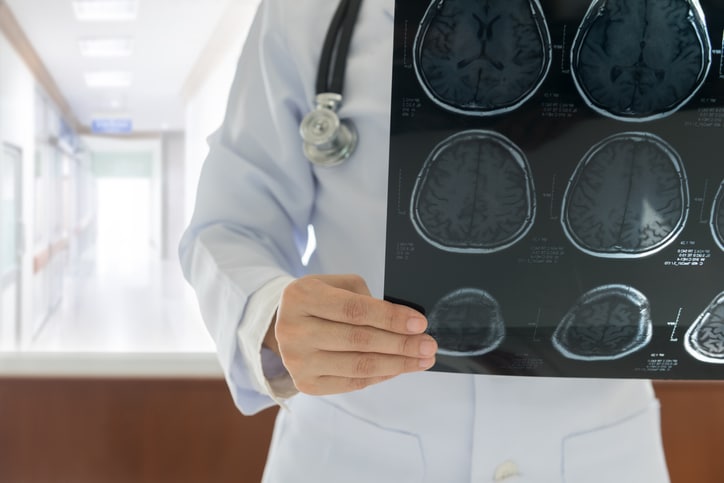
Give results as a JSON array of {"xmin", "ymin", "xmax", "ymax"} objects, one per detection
[
  {"xmin": 84, "ymin": 71, "xmax": 133, "ymax": 88},
  {"xmin": 79, "ymin": 37, "xmax": 134, "ymax": 57},
  {"xmin": 72, "ymin": 0, "xmax": 139, "ymax": 22}
]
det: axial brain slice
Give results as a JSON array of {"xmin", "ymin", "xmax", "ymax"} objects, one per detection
[
  {"xmin": 562, "ymin": 133, "xmax": 688, "ymax": 258},
  {"xmin": 411, "ymin": 131, "xmax": 535, "ymax": 253},
  {"xmin": 685, "ymin": 293, "xmax": 724, "ymax": 363},
  {"xmin": 427, "ymin": 288, "xmax": 505, "ymax": 356},
  {"xmin": 553, "ymin": 285, "xmax": 652, "ymax": 360},
  {"xmin": 414, "ymin": 0, "xmax": 551, "ymax": 115},
  {"xmin": 572, "ymin": 0, "xmax": 711, "ymax": 120}
]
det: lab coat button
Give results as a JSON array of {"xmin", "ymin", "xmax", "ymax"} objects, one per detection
[{"xmin": 493, "ymin": 460, "xmax": 520, "ymax": 481}]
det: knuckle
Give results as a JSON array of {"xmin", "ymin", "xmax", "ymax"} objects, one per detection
[
  {"xmin": 348, "ymin": 274, "xmax": 367, "ymax": 293},
  {"xmin": 383, "ymin": 308, "xmax": 398, "ymax": 331},
  {"xmin": 279, "ymin": 352, "xmax": 302, "ymax": 373},
  {"xmin": 273, "ymin": 318, "xmax": 290, "ymax": 338},
  {"xmin": 274, "ymin": 320, "xmax": 299, "ymax": 346},
  {"xmin": 285, "ymin": 276, "xmax": 320, "ymax": 299},
  {"xmin": 353, "ymin": 355, "xmax": 378, "ymax": 377},
  {"xmin": 347, "ymin": 327, "xmax": 373, "ymax": 348},
  {"xmin": 342, "ymin": 297, "xmax": 368, "ymax": 322},
  {"xmin": 281, "ymin": 278, "xmax": 304, "ymax": 299},
  {"xmin": 384, "ymin": 305, "xmax": 410, "ymax": 333},
  {"xmin": 398, "ymin": 335, "xmax": 414, "ymax": 356}
]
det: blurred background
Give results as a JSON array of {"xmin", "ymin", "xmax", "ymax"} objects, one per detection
[
  {"xmin": 0, "ymin": 0, "xmax": 261, "ymax": 371},
  {"xmin": 0, "ymin": 3, "xmax": 282, "ymax": 482}
]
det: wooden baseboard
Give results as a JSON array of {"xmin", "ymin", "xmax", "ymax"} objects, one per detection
[
  {"xmin": 0, "ymin": 378, "xmax": 277, "ymax": 483},
  {"xmin": 654, "ymin": 381, "xmax": 724, "ymax": 483},
  {"xmin": 0, "ymin": 378, "xmax": 722, "ymax": 483}
]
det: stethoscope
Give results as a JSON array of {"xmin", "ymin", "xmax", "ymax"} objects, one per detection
[{"xmin": 300, "ymin": 0, "xmax": 363, "ymax": 167}]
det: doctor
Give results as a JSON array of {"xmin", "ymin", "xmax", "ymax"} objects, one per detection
[{"xmin": 179, "ymin": 0, "xmax": 671, "ymax": 481}]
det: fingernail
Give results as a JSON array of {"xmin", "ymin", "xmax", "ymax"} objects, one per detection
[
  {"xmin": 407, "ymin": 317, "xmax": 426, "ymax": 333},
  {"xmin": 419, "ymin": 358, "xmax": 435, "ymax": 369},
  {"xmin": 420, "ymin": 340, "xmax": 437, "ymax": 357}
]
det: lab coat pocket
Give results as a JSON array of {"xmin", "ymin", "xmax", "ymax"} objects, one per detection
[
  {"xmin": 561, "ymin": 401, "xmax": 670, "ymax": 483},
  {"xmin": 265, "ymin": 396, "xmax": 425, "ymax": 483}
]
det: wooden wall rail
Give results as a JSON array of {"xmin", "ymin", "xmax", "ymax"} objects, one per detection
[{"xmin": 0, "ymin": 378, "xmax": 722, "ymax": 483}]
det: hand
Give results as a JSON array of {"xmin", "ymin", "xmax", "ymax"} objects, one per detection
[{"xmin": 264, "ymin": 274, "xmax": 437, "ymax": 396}]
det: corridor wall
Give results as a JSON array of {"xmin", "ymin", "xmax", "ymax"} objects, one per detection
[
  {"xmin": 0, "ymin": 29, "xmax": 36, "ymax": 348},
  {"xmin": 0, "ymin": 15, "xmax": 87, "ymax": 349}
]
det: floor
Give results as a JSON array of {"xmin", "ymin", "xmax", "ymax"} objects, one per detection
[
  {"xmin": 29, "ymin": 251, "xmax": 215, "ymax": 353},
  {"xmin": 0, "ymin": 243, "xmax": 221, "ymax": 376},
  {"xmin": 27, "ymin": 177, "xmax": 215, "ymax": 354}
]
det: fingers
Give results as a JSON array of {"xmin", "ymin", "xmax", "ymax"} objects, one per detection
[
  {"xmin": 283, "ymin": 276, "xmax": 426, "ymax": 335},
  {"xmin": 279, "ymin": 322, "xmax": 438, "ymax": 396},
  {"xmin": 304, "ymin": 351, "xmax": 436, "ymax": 379},
  {"xmin": 274, "ymin": 274, "xmax": 438, "ymax": 397},
  {"xmin": 293, "ymin": 353, "xmax": 437, "ymax": 395},
  {"xmin": 296, "ymin": 375, "xmax": 396, "ymax": 396},
  {"xmin": 303, "ymin": 318, "xmax": 438, "ymax": 357}
]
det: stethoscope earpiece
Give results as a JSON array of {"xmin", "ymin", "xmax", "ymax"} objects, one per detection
[{"xmin": 301, "ymin": 93, "xmax": 358, "ymax": 167}]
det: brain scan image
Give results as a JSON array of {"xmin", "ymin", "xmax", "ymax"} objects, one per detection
[
  {"xmin": 561, "ymin": 132, "xmax": 689, "ymax": 258},
  {"xmin": 570, "ymin": 0, "xmax": 711, "ymax": 121},
  {"xmin": 411, "ymin": 130, "xmax": 536, "ymax": 253},
  {"xmin": 712, "ymin": 180, "xmax": 724, "ymax": 251},
  {"xmin": 427, "ymin": 288, "xmax": 505, "ymax": 356},
  {"xmin": 552, "ymin": 285, "xmax": 653, "ymax": 361},
  {"xmin": 684, "ymin": 292, "xmax": 724, "ymax": 363},
  {"xmin": 414, "ymin": 0, "xmax": 552, "ymax": 116}
]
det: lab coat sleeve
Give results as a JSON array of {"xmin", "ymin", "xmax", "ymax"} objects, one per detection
[{"xmin": 179, "ymin": 0, "xmax": 315, "ymax": 415}]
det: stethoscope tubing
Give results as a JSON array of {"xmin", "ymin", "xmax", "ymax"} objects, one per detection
[
  {"xmin": 317, "ymin": 0, "xmax": 364, "ymax": 95},
  {"xmin": 301, "ymin": 0, "xmax": 363, "ymax": 167}
]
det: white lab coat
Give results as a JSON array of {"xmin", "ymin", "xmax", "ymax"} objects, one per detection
[{"xmin": 180, "ymin": 0, "xmax": 671, "ymax": 481}]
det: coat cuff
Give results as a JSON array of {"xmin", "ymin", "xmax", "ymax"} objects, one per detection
[{"xmin": 237, "ymin": 275, "xmax": 298, "ymax": 404}]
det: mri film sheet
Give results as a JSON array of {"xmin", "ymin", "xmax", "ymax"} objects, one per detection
[{"xmin": 386, "ymin": 0, "xmax": 724, "ymax": 380}]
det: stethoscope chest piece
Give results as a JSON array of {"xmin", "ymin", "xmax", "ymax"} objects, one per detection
[{"xmin": 301, "ymin": 93, "xmax": 357, "ymax": 167}]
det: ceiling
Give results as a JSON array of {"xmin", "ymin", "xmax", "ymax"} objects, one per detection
[{"xmin": 5, "ymin": 0, "xmax": 241, "ymax": 133}]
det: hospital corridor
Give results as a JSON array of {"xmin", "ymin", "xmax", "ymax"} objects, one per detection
[
  {"xmin": 0, "ymin": 0, "xmax": 723, "ymax": 482},
  {"xmin": 0, "ymin": 0, "xmax": 250, "ymax": 359}
]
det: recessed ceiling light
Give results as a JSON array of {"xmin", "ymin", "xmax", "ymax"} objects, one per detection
[
  {"xmin": 72, "ymin": 0, "xmax": 138, "ymax": 22},
  {"xmin": 79, "ymin": 37, "xmax": 134, "ymax": 57},
  {"xmin": 84, "ymin": 71, "xmax": 133, "ymax": 88}
]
